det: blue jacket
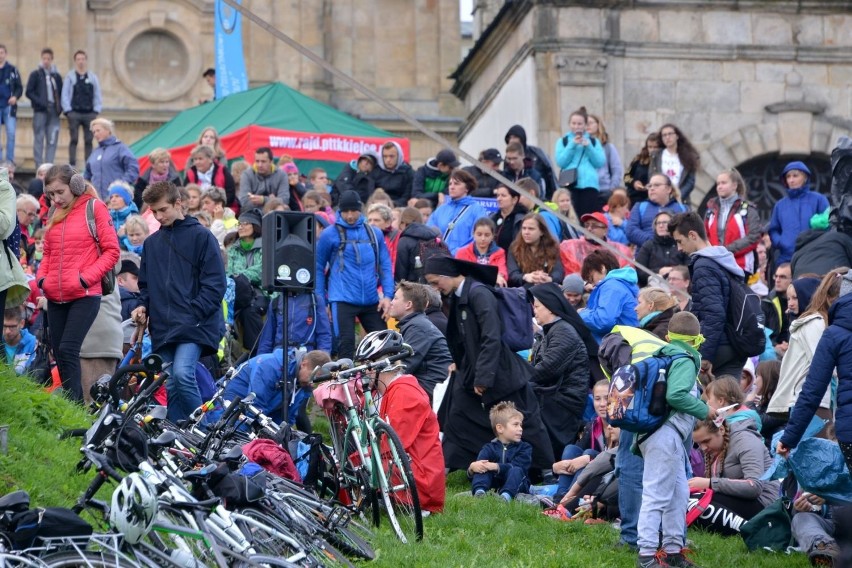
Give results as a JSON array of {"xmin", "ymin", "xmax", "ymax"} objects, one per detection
[
  {"xmin": 536, "ymin": 208, "xmax": 563, "ymax": 241},
  {"xmin": 473, "ymin": 438, "xmax": 532, "ymax": 478},
  {"xmin": 257, "ymin": 292, "xmax": 332, "ymax": 355},
  {"xmin": 316, "ymin": 213, "xmax": 395, "ymax": 305},
  {"xmin": 781, "ymin": 293, "xmax": 852, "ymax": 446},
  {"xmin": 426, "ymin": 195, "xmax": 488, "ymax": 255},
  {"xmin": 84, "ymin": 136, "xmax": 140, "ymax": 200},
  {"xmin": 553, "ymin": 133, "xmax": 606, "ymax": 191},
  {"xmin": 138, "ymin": 215, "xmax": 226, "ymax": 355},
  {"xmin": 626, "ymin": 198, "xmax": 688, "ymax": 248},
  {"xmin": 580, "ymin": 267, "xmax": 639, "ymax": 343},
  {"xmin": 768, "ymin": 185, "xmax": 829, "ymax": 264},
  {"xmin": 222, "ymin": 348, "xmax": 311, "ymax": 426},
  {"xmin": 6, "ymin": 328, "xmax": 36, "ymax": 375},
  {"xmin": 605, "ymin": 212, "xmax": 629, "ymax": 245}
]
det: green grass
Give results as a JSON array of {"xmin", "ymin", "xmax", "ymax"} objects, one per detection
[{"xmin": 0, "ymin": 369, "xmax": 810, "ymax": 567}]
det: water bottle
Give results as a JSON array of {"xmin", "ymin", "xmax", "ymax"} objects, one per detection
[
  {"xmin": 414, "ymin": 255, "xmax": 423, "ymax": 269},
  {"xmin": 648, "ymin": 368, "xmax": 668, "ymax": 416}
]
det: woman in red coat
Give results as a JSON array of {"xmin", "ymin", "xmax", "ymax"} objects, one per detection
[
  {"xmin": 377, "ymin": 363, "xmax": 446, "ymax": 514},
  {"xmin": 38, "ymin": 165, "xmax": 120, "ymax": 402},
  {"xmin": 454, "ymin": 217, "xmax": 508, "ymax": 287}
]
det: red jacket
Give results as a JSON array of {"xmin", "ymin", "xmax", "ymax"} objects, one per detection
[
  {"xmin": 454, "ymin": 243, "xmax": 508, "ymax": 280},
  {"xmin": 379, "ymin": 375, "xmax": 446, "ymax": 512},
  {"xmin": 37, "ymin": 195, "xmax": 120, "ymax": 303},
  {"xmin": 704, "ymin": 197, "xmax": 760, "ymax": 272}
]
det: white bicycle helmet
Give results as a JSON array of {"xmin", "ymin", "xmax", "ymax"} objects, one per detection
[
  {"xmin": 355, "ymin": 330, "xmax": 405, "ymax": 362},
  {"xmin": 109, "ymin": 472, "xmax": 158, "ymax": 544}
]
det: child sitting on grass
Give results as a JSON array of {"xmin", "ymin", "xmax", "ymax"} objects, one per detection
[{"xmin": 468, "ymin": 401, "xmax": 531, "ymax": 501}]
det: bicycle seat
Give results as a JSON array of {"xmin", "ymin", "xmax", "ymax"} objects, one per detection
[
  {"xmin": 145, "ymin": 406, "xmax": 168, "ymax": 422},
  {"xmin": 0, "ymin": 490, "xmax": 29, "ymax": 513},
  {"xmin": 150, "ymin": 430, "xmax": 178, "ymax": 448},
  {"xmin": 183, "ymin": 462, "xmax": 219, "ymax": 481},
  {"xmin": 219, "ymin": 445, "xmax": 243, "ymax": 463}
]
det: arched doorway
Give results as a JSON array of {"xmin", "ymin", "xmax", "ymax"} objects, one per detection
[{"xmin": 698, "ymin": 152, "xmax": 832, "ymax": 224}]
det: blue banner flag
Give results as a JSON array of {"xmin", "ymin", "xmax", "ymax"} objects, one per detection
[{"xmin": 214, "ymin": 0, "xmax": 248, "ymax": 99}]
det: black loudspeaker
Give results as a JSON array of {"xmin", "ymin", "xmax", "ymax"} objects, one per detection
[{"xmin": 261, "ymin": 212, "xmax": 316, "ymax": 291}]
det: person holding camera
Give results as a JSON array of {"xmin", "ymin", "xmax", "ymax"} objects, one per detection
[{"xmin": 554, "ymin": 106, "xmax": 606, "ymax": 218}]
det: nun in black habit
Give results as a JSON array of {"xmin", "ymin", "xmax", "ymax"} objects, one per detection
[
  {"xmin": 529, "ymin": 282, "xmax": 594, "ymax": 458},
  {"xmin": 424, "ymin": 255, "xmax": 555, "ymax": 473}
]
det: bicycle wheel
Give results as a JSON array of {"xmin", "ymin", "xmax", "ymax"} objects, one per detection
[
  {"xmin": 325, "ymin": 523, "xmax": 375, "ymax": 561},
  {"xmin": 0, "ymin": 552, "xmax": 48, "ymax": 567},
  {"xmin": 146, "ymin": 508, "xmax": 218, "ymax": 568},
  {"xmin": 38, "ymin": 550, "xmax": 137, "ymax": 567},
  {"xmin": 371, "ymin": 421, "xmax": 423, "ymax": 543},
  {"xmin": 334, "ymin": 411, "xmax": 380, "ymax": 528},
  {"xmin": 233, "ymin": 509, "xmax": 312, "ymax": 565}
]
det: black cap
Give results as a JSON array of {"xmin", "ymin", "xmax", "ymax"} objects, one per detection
[
  {"xmin": 436, "ymin": 149, "xmax": 460, "ymax": 168},
  {"xmin": 338, "ymin": 190, "xmax": 363, "ymax": 212},
  {"xmin": 118, "ymin": 259, "xmax": 138, "ymax": 277},
  {"xmin": 481, "ymin": 148, "xmax": 502, "ymax": 164},
  {"xmin": 238, "ymin": 208, "xmax": 263, "ymax": 228}
]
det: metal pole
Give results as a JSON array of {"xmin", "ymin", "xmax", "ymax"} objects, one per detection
[{"xmin": 281, "ymin": 292, "xmax": 289, "ymax": 426}]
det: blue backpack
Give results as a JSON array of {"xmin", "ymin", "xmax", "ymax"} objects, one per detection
[
  {"xmin": 470, "ymin": 282, "xmax": 534, "ymax": 352},
  {"xmin": 606, "ymin": 352, "xmax": 692, "ymax": 436}
]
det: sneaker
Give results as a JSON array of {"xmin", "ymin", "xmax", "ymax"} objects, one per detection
[
  {"xmin": 515, "ymin": 493, "xmax": 541, "ymax": 506},
  {"xmin": 499, "ymin": 492, "xmax": 512, "ymax": 502},
  {"xmin": 809, "ymin": 540, "xmax": 840, "ymax": 566},
  {"xmin": 667, "ymin": 549, "xmax": 702, "ymax": 568},
  {"xmin": 636, "ymin": 551, "xmax": 668, "ymax": 568}
]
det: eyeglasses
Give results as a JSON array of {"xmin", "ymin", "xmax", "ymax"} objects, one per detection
[
  {"xmin": 3, "ymin": 324, "xmax": 19, "ymax": 329},
  {"xmin": 584, "ymin": 223, "xmax": 607, "ymax": 230},
  {"xmin": 654, "ymin": 221, "xmax": 670, "ymax": 227},
  {"xmin": 18, "ymin": 210, "xmax": 37, "ymax": 218}
]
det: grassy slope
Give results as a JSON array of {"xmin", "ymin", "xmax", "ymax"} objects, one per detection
[{"xmin": 0, "ymin": 370, "xmax": 809, "ymax": 567}]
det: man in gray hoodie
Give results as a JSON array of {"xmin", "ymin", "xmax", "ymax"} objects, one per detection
[
  {"xmin": 239, "ymin": 147, "xmax": 289, "ymax": 209},
  {"xmin": 373, "ymin": 141, "xmax": 413, "ymax": 207},
  {"xmin": 669, "ymin": 212, "xmax": 747, "ymax": 377}
]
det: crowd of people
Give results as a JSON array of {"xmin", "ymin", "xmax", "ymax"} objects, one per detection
[{"xmin": 1, "ymin": 88, "xmax": 851, "ymax": 567}]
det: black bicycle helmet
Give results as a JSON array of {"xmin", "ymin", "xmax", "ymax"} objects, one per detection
[{"xmin": 355, "ymin": 330, "xmax": 405, "ymax": 361}]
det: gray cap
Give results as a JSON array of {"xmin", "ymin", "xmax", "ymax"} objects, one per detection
[
  {"xmin": 561, "ymin": 273, "xmax": 585, "ymax": 295},
  {"xmin": 840, "ymin": 271, "xmax": 852, "ymax": 298}
]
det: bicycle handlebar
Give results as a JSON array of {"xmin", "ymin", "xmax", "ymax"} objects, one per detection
[
  {"xmin": 81, "ymin": 447, "xmax": 123, "ymax": 483},
  {"xmin": 311, "ymin": 344, "xmax": 414, "ymax": 384}
]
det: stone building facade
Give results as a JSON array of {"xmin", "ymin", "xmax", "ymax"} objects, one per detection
[
  {"xmin": 452, "ymin": 0, "xmax": 852, "ymax": 210},
  {"xmin": 0, "ymin": 0, "xmax": 463, "ymax": 172}
]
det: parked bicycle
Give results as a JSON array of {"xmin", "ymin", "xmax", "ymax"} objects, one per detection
[{"xmin": 311, "ymin": 334, "xmax": 423, "ymax": 543}]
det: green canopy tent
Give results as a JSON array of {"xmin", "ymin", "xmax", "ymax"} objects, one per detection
[{"xmin": 130, "ymin": 82, "xmax": 409, "ymax": 178}]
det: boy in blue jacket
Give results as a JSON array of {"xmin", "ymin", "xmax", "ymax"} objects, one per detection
[{"xmin": 468, "ymin": 401, "xmax": 532, "ymax": 501}]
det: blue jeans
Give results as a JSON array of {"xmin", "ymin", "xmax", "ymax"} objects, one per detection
[
  {"xmin": 555, "ymin": 445, "xmax": 599, "ymax": 501},
  {"xmin": 0, "ymin": 106, "xmax": 16, "ymax": 163},
  {"xmin": 616, "ymin": 431, "xmax": 644, "ymax": 547},
  {"xmin": 158, "ymin": 343, "xmax": 203, "ymax": 422},
  {"xmin": 471, "ymin": 465, "xmax": 530, "ymax": 498}
]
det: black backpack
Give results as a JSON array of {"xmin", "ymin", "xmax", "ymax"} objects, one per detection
[{"xmin": 721, "ymin": 270, "xmax": 765, "ymax": 358}]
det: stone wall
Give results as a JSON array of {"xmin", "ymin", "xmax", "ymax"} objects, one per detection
[
  {"xmin": 0, "ymin": 0, "xmax": 463, "ymax": 171},
  {"xmin": 453, "ymin": 0, "xmax": 852, "ymax": 205}
]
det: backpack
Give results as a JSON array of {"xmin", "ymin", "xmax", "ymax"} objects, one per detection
[
  {"xmin": 336, "ymin": 224, "xmax": 381, "ymax": 281},
  {"xmin": 412, "ymin": 236, "xmax": 450, "ymax": 283},
  {"xmin": 85, "ymin": 199, "xmax": 119, "ymax": 295},
  {"xmin": 721, "ymin": 270, "xmax": 765, "ymax": 358},
  {"xmin": 470, "ymin": 281, "xmax": 534, "ymax": 352},
  {"xmin": 606, "ymin": 351, "xmax": 691, "ymax": 438}
]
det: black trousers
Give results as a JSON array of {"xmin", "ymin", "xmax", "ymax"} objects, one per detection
[
  {"xmin": 47, "ymin": 296, "xmax": 101, "ymax": 402},
  {"xmin": 67, "ymin": 111, "xmax": 97, "ymax": 166},
  {"xmin": 570, "ymin": 187, "xmax": 604, "ymax": 218},
  {"xmin": 331, "ymin": 301, "xmax": 386, "ymax": 360}
]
